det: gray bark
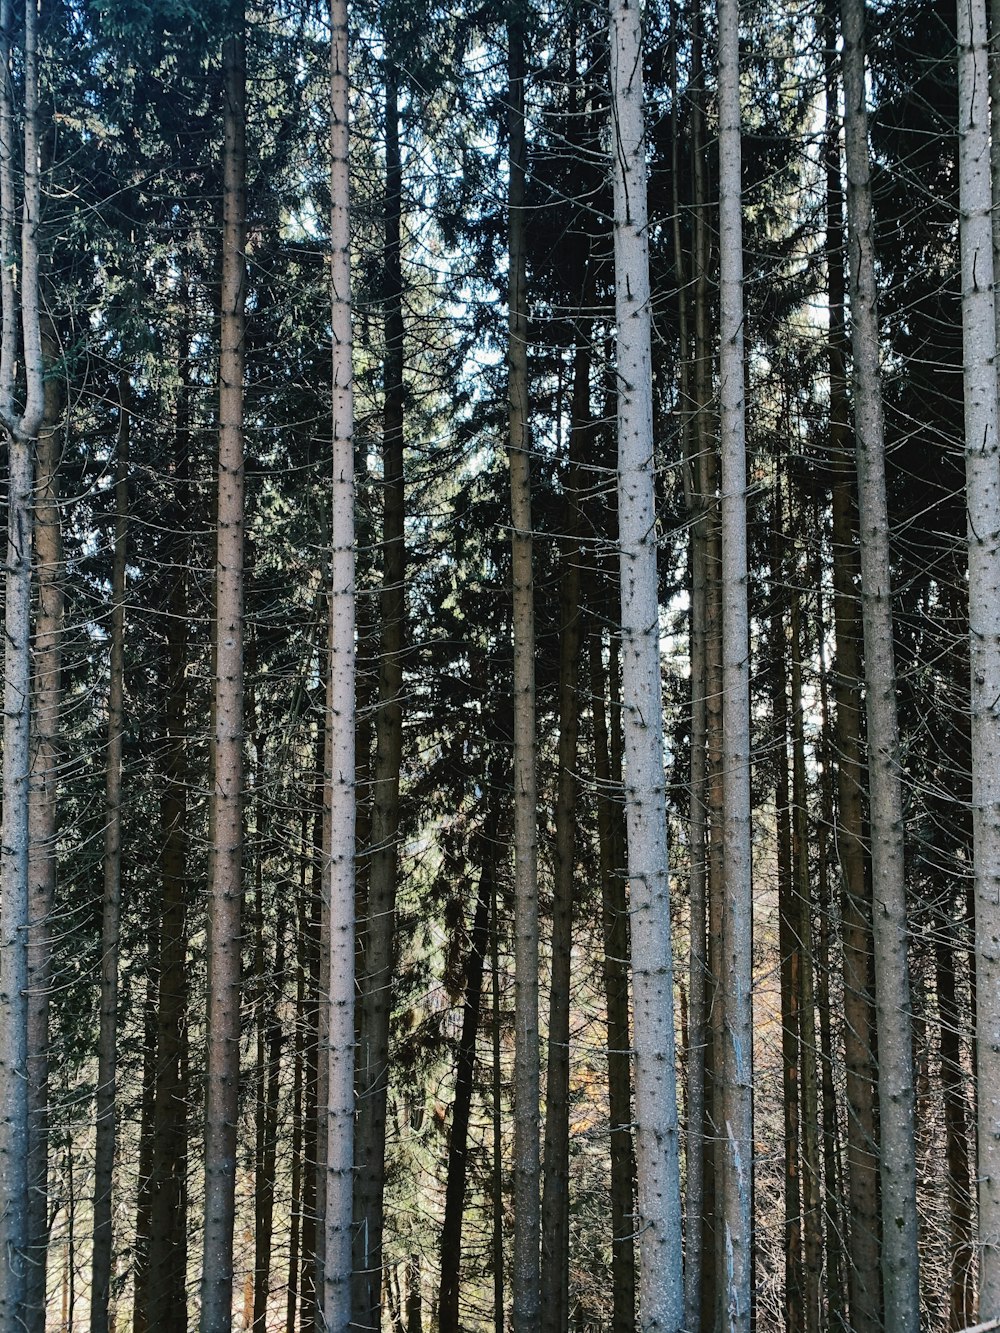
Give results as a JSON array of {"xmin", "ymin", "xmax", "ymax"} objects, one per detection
[
  {"xmin": 199, "ymin": 21, "xmax": 247, "ymax": 1331},
  {"xmin": 716, "ymin": 0, "xmax": 753, "ymax": 1327},
  {"xmin": 0, "ymin": 0, "xmax": 47, "ymax": 1324},
  {"xmin": 322, "ymin": 4, "xmax": 356, "ymax": 1327},
  {"xmin": 963, "ymin": 0, "xmax": 1000, "ymax": 1311},
  {"xmin": 507, "ymin": 11, "xmax": 541, "ymax": 1332},
  {"xmin": 609, "ymin": 0, "xmax": 684, "ymax": 1327},
  {"xmin": 841, "ymin": 1, "xmax": 920, "ymax": 1326}
]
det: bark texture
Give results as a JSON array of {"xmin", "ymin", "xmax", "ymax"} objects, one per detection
[
  {"xmin": 200, "ymin": 21, "xmax": 247, "ymax": 1331},
  {"xmin": 962, "ymin": 0, "xmax": 1000, "ymax": 1311},
  {"xmin": 717, "ymin": 0, "xmax": 754, "ymax": 1327},
  {"xmin": 609, "ymin": 0, "xmax": 684, "ymax": 1326},
  {"xmin": 323, "ymin": 5, "xmax": 356, "ymax": 1327},
  {"xmin": 841, "ymin": 1, "xmax": 920, "ymax": 1326}
]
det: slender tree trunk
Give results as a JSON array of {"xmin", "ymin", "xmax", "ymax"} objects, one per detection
[
  {"xmin": 791, "ymin": 593, "xmax": 822, "ymax": 1333},
  {"xmin": 90, "ymin": 376, "xmax": 129, "ymax": 1333},
  {"xmin": 25, "ymin": 326, "xmax": 63, "ymax": 1333},
  {"xmin": 688, "ymin": 27, "xmax": 725, "ymax": 1322},
  {"xmin": 717, "ymin": 0, "xmax": 754, "ymax": 1326},
  {"xmin": 323, "ymin": 6, "xmax": 356, "ymax": 1326},
  {"xmin": 200, "ymin": 19, "xmax": 247, "ymax": 1330},
  {"xmin": 675, "ymin": 30, "xmax": 707, "ymax": 1329},
  {"xmin": 960, "ymin": 0, "xmax": 1000, "ymax": 1311},
  {"xmin": 590, "ymin": 627, "xmax": 636, "ymax": 1333},
  {"xmin": 147, "ymin": 327, "xmax": 192, "ymax": 1329},
  {"xmin": 540, "ymin": 316, "xmax": 590, "ymax": 1333},
  {"xmin": 814, "ymin": 579, "xmax": 847, "ymax": 1333},
  {"xmin": 609, "ymin": 0, "xmax": 684, "ymax": 1326},
  {"xmin": 353, "ymin": 46, "xmax": 405, "ymax": 1329},
  {"xmin": 823, "ymin": 7, "xmax": 881, "ymax": 1323},
  {"xmin": 507, "ymin": 12, "xmax": 541, "ymax": 1332},
  {"xmin": 841, "ymin": 2, "xmax": 920, "ymax": 1326},
  {"xmin": 0, "ymin": 0, "xmax": 47, "ymax": 1322},
  {"xmin": 770, "ymin": 488, "xmax": 802, "ymax": 1333},
  {"xmin": 287, "ymin": 814, "xmax": 309, "ymax": 1333}
]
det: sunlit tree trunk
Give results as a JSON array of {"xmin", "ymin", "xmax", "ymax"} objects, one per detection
[
  {"xmin": 90, "ymin": 376, "xmax": 129, "ymax": 1333},
  {"xmin": 841, "ymin": 1, "xmax": 920, "ymax": 1326},
  {"xmin": 322, "ymin": 4, "xmax": 356, "ymax": 1327},
  {"xmin": 0, "ymin": 0, "xmax": 48, "ymax": 1323},
  {"xmin": 200, "ymin": 18, "xmax": 247, "ymax": 1330},
  {"xmin": 962, "ymin": 0, "xmax": 1000, "ymax": 1311},
  {"xmin": 717, "ymin": 0, "xmax": 753, "ymax": 1326},
  {"xmin": 609, "ymin": 0, "xmax": 684, "ymax": 1326},
  {"xmin": 24, "ymin": 324, "xmax": 63, "ymax": 1333},
  {"xmin": 507, "ymin": 9, "xmax": 541, "ymax": 1330}
]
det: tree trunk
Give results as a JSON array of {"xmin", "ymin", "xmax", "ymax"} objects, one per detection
[
  {"xmin": 823, "ymin": 6, "xmax": 881, "ymax": 1323},
  {"xmin": 540, "ymin": 311, "xmax": 590, "ymax": 1333},
  {"xmin": 507, "ymin": 12, "xmax": 541, "ymax": 1332},
  {"xmin": 353, "ymin": 45, "xmax": 405, "ymax": 1329},
  {"xmin": 90, "ymin": 375, "xmax": 129, "ymax": 1333},
  {"xmin": 322, "ymin": 5, "xmax": 356, "ymax": 1327},
  {"xmin": 590, "ymin": 627, "xmax": 636, "ymax": 1333},
  {"xmin": 841, "ymin": 2, "xmax": 920, "ymax": 1326},
  {"xmin": 25, "ymin": 324, "xmax": 64, "ymax": 1333},
  {"xmin": 770, "ymin": 487, "xmax": 802, "ymax": 1333},
  {"xmin": 491, "ymin": 873, "xmax": 506, "ymax": 1333},
  {"xmin": 147, "ymin": 327, "xmax": 192, "ymax": 1329},
  {"xmin": 609, "ymin": 0, "xmax": 684, "ymax": 1326},
  {"xmin": 0, "ymin": 0, "xmax": 47, "ymax": 1322},
  {"xmin": 200, "ymin": 19, "xmax": 247, "ymax": 1331},
  {"xmin": 960, "ymin": 0, "xmax": 1000, "ymax": 1311},
  {"xmin": 717, "ymin": 0, "xmax": 754, "ymax": 1326},
  {"xmin": 791, "ymin": 593, "xmax": 822, "ymax": 1333}
]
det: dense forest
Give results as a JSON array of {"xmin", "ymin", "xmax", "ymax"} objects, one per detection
[{"xmin": 1, "ymin": 0, "xmax": 997, "ymax": 1330}]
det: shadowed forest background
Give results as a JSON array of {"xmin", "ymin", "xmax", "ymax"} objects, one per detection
[{"xmin": 0, "ymin": 0, "xmax": 996, "ymax": 1331}]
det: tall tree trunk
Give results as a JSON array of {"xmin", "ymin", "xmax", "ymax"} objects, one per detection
[
  {"xmin": 200, "ymin": 19, "xmax": 247, "ymax": 1331},
  {"xmin": 688, "ymin": 25, "xmax": 725, "ymax": 1322},
  {"xmin": 960, "ymin": 0, "xmax": 1000, "ymax": 1312},
  {"xmin": 0, "ymin": 0, "xmax": 47, "ymax": 1323},
  {"xmin": 353, "ymin": 45, "xmax": 405, "ymax": 1330},
  {"xmin": 25, "ymin": 325, "xmax": 63, "ymax": 1333},
  {"xmin": 791, "ymin": 593, "xmax": 822, "ymax": 1333},
  {"xmin": 813, "ymin": 578, "xmax": 847, "ymax": 1333},
  {"xmin": 507, "ymin": 11, "xmax": 541, "ymax": 1332},
  {"xmin": 90, "ymin": 376, "xmax": 129, "ymax": 1333},
  {"xmin": 540, "ymin": 313, "xmax": 590, "ymax": 1333},
  {"xmin": 770, "ymin": 487, "xmax": 802, "ymax": 1333},
  {"xmin": 608, "ymin": 0, "xmax": 683, "ymax": 1326},
  {"xmin": 717, "ymin": 0, "xmax": 754, "ymax": 1326},
  {"xmin": 590, "ymin": 627, "xmax": 636, "ymax": 1333},
  {"xmin": 823, "ymin": 6, "xmax": 881, "ymax": 1324},
  {"xmin": 675, "ymin": 28, "xmax": 707, "ymax": 1329},
  {"xmin": 147, "ymin": 326, "xmax": 192, "ymax": 1329},
  {"xmin": 841, "ymin": 2, "xmax": 920, "ymax": 1326},
  {"xmin": 287, "ymin": 814, "xmax": 310, "ymax": 1333},
  {"xmin": 323, "ymin": 5, "xmax": 356, "ymax": 1327}
]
